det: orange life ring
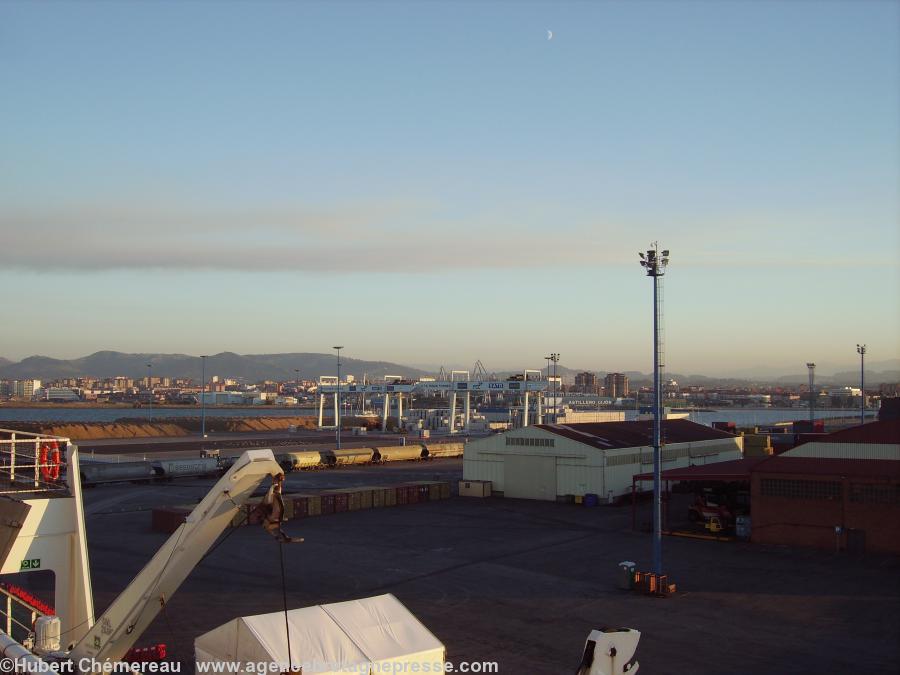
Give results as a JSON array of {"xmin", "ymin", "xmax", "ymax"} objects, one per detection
[{"xmin": 39, "ymin": 441, "xmax": 61, "ymax": 481}]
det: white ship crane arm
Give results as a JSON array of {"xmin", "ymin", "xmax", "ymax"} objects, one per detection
[{"xmin": 69, "ymin": 449, "xmax": 281, "ymax": 668}]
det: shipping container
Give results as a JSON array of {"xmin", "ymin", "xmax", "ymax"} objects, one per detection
[
  {"xmin": 320, "ymin": 493, "xmax": 336, "ymax": 515},
  {"xmin": 458, "ymin": 480, "xmax": 492, "ymax": 498},
  {"xmin": 346, "ymin": 491, "xmax": 361, "ymax": 511},
  {"xmin": 151, "ymin": 506, "xmax": 191, "ymax": 534},
  {"xmin": 396, "ymin": 485, "xmax": 408, "ymax": 505},
  {"xmin": 326, "ymin": 492, "xmax": 348, "ymax": 513},
  {"xmin": 306, "ymin": 494, "xmax": 322, "ymax": 516},
  {"xmin": 290, "ymin": 495, "xmax": 309, "ymax": 519},
  {"xmin": 371, "ymin": 488, "xmax": 384, "ymax": 508},
  {"xmin": 357, "ymin": 488, "xmax": 373, "ymax": 509},
  {"xmin": 383, "ymin": 486, "xmax": 397, "ymax": 507}
]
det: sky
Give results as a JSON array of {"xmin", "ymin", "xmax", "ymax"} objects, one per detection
[{"xmin": 1, "ymin": 0, "xmax": 898, "ymax": 376}]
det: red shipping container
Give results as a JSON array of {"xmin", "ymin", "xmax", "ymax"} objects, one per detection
[
  {"xmin": 333, "ymin": 493, "xmax": 349, "ymax": 513},
  {"xmin": 396, "ymin": 485, "xmax": 408, "ymax": 505},
  {"xmin": 320, "ymin": 493, "xmax": 335, "ymax": 515},
  {"xmin": 406, "ymin": 485, "xmax": 419, "ymax": 504},
  {"xmin": 151, "ymin": 508, "xmax": 188, "ymax": 534},
  {"xmin": 292, "ymin": 497, "xmax": 309, "ymax": 519}
]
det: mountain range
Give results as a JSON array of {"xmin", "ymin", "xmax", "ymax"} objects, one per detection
[
  {"xmin": 0, "ymin": 351, "xmax": 896, "ymax": 387},
  {"xmin": 0, "ymin": 351, "xmax": 428, "ymax": 382}
]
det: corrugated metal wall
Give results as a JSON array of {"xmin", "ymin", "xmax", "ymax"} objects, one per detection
[
  {"xmin": 463, "ymin": 457, "xmax": 504, "ymax": 490},
  {"xmin": 782, "ymin": 442, "xmax": 900, "ymax": 460}
]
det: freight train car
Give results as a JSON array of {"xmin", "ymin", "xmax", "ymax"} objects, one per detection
[
  {"xmin": 372, "ymin": 445, "xmax": 427, "ymax": 462},
  {"xmin": 151, "ymin": 457, "xmax": 220, "ymax": 479},
  {"xmin": 79, "ymin": 461, "xmax": 154, "ymax": 486},
  {"xmin": 331, "ymin": 448, "xmax": 376, "ymax": 466},
  {"xmin": 276, "ymin": 450, "xmax": 323, "ymax": 472},
  {"xmin": 424, "ymin": 442, "xmax": 465, "ymax": 459}
]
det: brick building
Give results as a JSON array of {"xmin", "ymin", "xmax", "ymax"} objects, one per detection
[{"xmin": 751, "ymin": 456, "xmax": 900, "ymax": 554}]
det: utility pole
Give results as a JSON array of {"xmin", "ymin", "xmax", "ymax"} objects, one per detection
[{"xmin": 639, "ymin": 243, "xmax": 669, "ymax": 576}]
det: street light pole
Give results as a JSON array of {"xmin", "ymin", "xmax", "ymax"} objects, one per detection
[
  {"xmin": 334, "ymin": 346, "xmax": 344, "ymax": 449},
  {"xmin": 200, "ymin": 355, "xmax": 208, "ymax": 438},
  {"xmin": 639, "ymin": 243, "xmax": 669, "ymax": 576},
  {"xmin": 550, "ymin": 353, "xmax": 560, "ymax": 423},
  {"xmin": 856, "ymin": 345, "xmax": 866, "ymax": 425},
  {"xmin": 146, "ymin": 363, "xmax": 153, "ymax": 424},
  {"xmin": 807, "ymin": 363, "xmax": 816, "ymax": 426}
]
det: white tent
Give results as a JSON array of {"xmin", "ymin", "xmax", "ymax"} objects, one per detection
[{"xmin": 194, "ymin": 594, "xmax": 445, "ymax": 675}]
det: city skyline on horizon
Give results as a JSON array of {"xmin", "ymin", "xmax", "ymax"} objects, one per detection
[
  {"xmin": 2, "ymin": 2, "xmax": 898, "ymax": 373},
  {"xmin": 1, "ymin": 347, "xmax": 896, "ymax": 382}
]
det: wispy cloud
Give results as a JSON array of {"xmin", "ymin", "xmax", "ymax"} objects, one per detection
[
  {"xmin": 0, "ymin": 200, "xmax": 625, "ymax": 272},
  {"xmin": 1, "ymin": 201, "xmax": 895, "ymax": 273}
]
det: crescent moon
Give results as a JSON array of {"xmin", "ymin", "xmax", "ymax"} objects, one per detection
[{"xmin": 547, "ymin": 30, "xmax": 553, "ymax": 41}]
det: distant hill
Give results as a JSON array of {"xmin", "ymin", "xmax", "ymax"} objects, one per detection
[
  {"xmin": 0, "ymin": 351, "xmax": 429, "ymax": 382},
  {"xmin": 1, "ymin": 351, "xmax": 896, "ymax": 386}
]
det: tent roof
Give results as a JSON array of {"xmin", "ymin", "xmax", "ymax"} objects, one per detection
[
  {"xmin": 321, "ymin": 595, "xmax": 443, "ymax": 663},
  {"xmin": 195, "ymin": 594, "xmax": 444, "ymax": 674}
]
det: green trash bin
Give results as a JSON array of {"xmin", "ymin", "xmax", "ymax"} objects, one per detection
[{"xmin": 618, "ymin": 561, "xmax": 636, "ymax": 590}]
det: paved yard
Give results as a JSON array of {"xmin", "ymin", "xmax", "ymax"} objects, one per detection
[{"xmin": 80, "ymin": 458, "xmax": 900, "ymax": 674}]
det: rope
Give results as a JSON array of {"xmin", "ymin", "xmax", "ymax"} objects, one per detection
[{"xmin": 278, "ymin": 541, "xmax": 293, "ymax": 671}]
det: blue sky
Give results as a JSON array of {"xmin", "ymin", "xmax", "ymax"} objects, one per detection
[{"xmin": 1, "ymin": 0, "xmax": 898, "ymax": 375}]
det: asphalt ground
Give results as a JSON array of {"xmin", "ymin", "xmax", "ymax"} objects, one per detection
[{"xmin": 76, "ymin": 458, "xmax": 900, "ymax": 675}]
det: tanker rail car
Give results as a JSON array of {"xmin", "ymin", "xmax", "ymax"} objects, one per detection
[
  {"xmin": 78, "ymin": 457, "xmax": 222, "ymax": 486},
  {"xmin": 276, "ymin": 441, "xmax": 463, "ymax": 472},
  {"xmin": 75, "ymin": 441, "xmax": 465, "ymax": 485}
]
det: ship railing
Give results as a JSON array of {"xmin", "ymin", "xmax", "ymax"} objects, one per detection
[
  {"xmin": 0, "ymin": 428, "xmax": 72, "ymax": 495},
  {"xmin": 0, "ymin": 584, "xmax": 49, "ymax": 643}
]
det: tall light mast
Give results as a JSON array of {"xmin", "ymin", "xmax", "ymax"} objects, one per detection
[
  {"xmin": 146, "ymin": 362, "xmax": 153, "ymax": 424},
  {"xmin": 200, "ymin": 355, "xmax": 208, "ymax": 438},
  {"xmin": 639, "ymin": 243, "xmax": 669, "ymax": 576},
  {"xmin": 334, "ymin": 346, "xmax": 344, "ymax": 449},
  {"xmin": 807, "ymin": 363, "xmax": 816, "ymax": 425},
  {"xmin": 856, "ymin": 345, "xmax": 866, "ymax": 425}
]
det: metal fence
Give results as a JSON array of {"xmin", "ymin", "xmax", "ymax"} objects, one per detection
[
  {"xmin": 0, "ymin": 583, "xmax": 49, "ymax": 643},
  {"xmin": 0, "ymin": 428, "xmax": 71, "ymax": 495}
]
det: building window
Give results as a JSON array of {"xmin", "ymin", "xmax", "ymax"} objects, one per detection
[
  {"xmin": 760, "ymin": 478, "xmax": 841, "ymax": 500},
  {"xmin": 606, "ymin": 453, "xmax": 640, "ymax": 466},
  {"xmin": 505, "ymin": 437, "xmax": 555, "ymax": 448},
  {"xmin": 850, "ymin": 484, "xmax": 900, "ymax": 504}
]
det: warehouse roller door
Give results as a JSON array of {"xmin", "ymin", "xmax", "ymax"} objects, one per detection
[{"xmin": 504, "ymin": 455, "xmax": 556, "ymax": 501}]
